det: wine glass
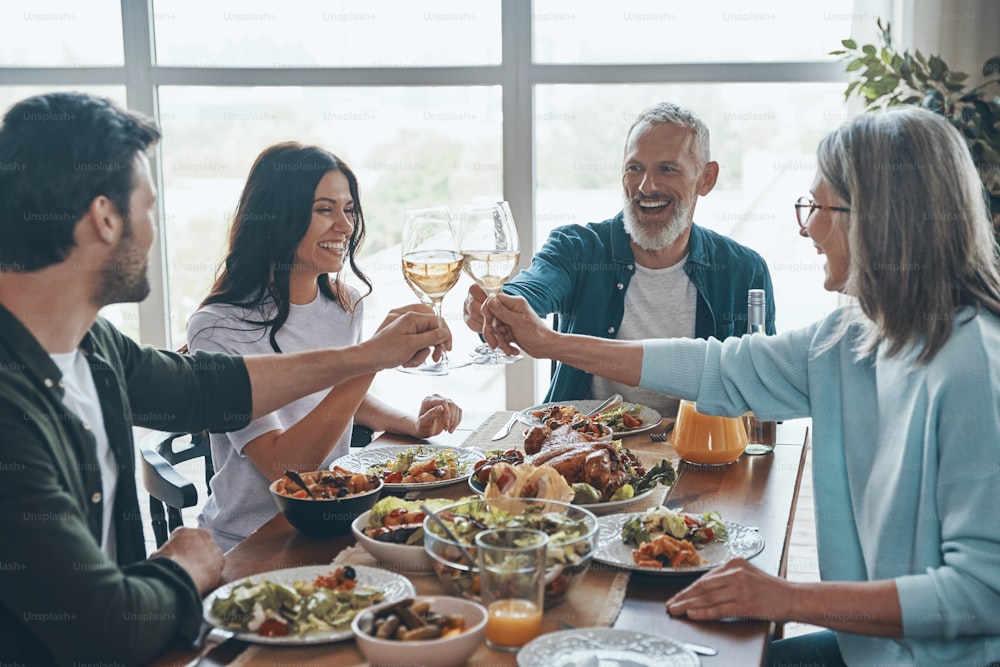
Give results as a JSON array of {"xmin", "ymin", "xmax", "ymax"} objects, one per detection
[
  {"xmin": 400, "ymin": 206, "xmax": 468, "ymax": 375},
  {"xmin": 457, "ymin": 201, "xmax": 523, "ymax": 364}
]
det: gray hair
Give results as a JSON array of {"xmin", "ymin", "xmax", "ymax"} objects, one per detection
[
  {"xmin": 626, "ymin": 102, "xmax": 711, "ymax": 164},
  {"xmin": 818, "ymin": 106, "xmax": 1000, "ymax": 363}
]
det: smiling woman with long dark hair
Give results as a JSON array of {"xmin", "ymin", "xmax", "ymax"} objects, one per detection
[{"xmin": 187, "ymin": 142, "xmax": 461, "ymax": 551}]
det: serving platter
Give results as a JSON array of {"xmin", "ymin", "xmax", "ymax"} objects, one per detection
[{"xmin": 467, "ymin": 475, "xmax": 656, "ymax": 515}]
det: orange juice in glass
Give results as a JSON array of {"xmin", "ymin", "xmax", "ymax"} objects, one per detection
[
  {"xmin": 475, "ymin": 528, "xmax": 547, "ymax": 652},
  {"xmin": 672, "ymin": 399, "xmax": 748, "ymax": 465},
  {"xmin": 485, "ymin": 598, "xmax": 543, "ymax": 648}
]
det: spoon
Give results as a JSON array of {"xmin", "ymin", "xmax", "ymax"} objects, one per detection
[
  {"xmin": 421, "ymin": 504, "xmax": 478, "ymax": 566},
  {"xmin": 284, "ymin": 470, "xmax": 315, "ymax": 499},
  {"xmin": 585, "ymin": 393, "xmax": 623, "ymax": 418}
]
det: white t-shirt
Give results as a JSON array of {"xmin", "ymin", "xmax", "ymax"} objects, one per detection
[
  {"xmin": 590, "ymin": 259, "xmax": 696, "ymax": 417},
  {"xmin": 186, "ymin": 288, "xmax": 363, "ymax": 551},
  {"xmin": 49, "ymin": 349, "xmax": 118, "ymax": 559}
]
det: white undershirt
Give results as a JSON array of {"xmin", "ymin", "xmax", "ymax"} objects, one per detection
[
  {"xmin": 50, "ymin": 350, "xmax": 117, "ymax": 559},
  {"xmin": 590, "ymin": 258, "xmax": 697, "ymax": 417}
]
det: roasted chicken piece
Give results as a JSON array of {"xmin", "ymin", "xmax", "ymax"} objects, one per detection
[{"xmin": 524, "ymin": 425, "xmax": 630, "ymax": 499}]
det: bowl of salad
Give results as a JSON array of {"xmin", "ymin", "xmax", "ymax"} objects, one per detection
[
  {"xmin": 350, "ymin": 497, "xmax": 455, "ymax": 573},
  {"xmin": 422, "ymin": 498, "xmax": 598, "ymax": 608},
  {"xmin": 269, "ymin": 467, "xmax": 383, "ymax": 537}
]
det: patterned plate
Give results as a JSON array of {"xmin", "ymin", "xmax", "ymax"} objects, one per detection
[
  {"xmin": 330, "ymin": 444, "xmax": 484, "ymax": 491},
  {"xmin": 467, "ymin": 474, "xmax": 656, "ymax": 516},
  {"xmin": 517, "ymin": 628, "xmax": 699, "ymax": 666},
  {"xmin": 594, "ymin": 513, "xmax": 764, "ymax": 575},
  {"xmin": 203, "ymin": 564, "xmax": 415, "ymax": 645},
  {"xmin": 517, "ymin": 400, "xmax": 664, "ymax": 437}
]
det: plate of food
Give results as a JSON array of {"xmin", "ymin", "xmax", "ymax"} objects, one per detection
[
  {"xmin": 467, "ymin": 444, "xmax": 675, "ymax": 515},
  {"xmin": 517, "ymin": 400, "xmax": 663, "ymax": 437},
  {"xmin": 594, "ymin": 507, "xmax": 763, "ymax": 574},
  {"xmin": 203, "ymin": 564, "xmax": 415, "ymax": 644},
  {"xmin": 517, "ymin": 628, "xmax": 699, "ymax": 667},
  {"xmin": 330, "ymin": 444, "xmax": 485, "ymax": 491}
]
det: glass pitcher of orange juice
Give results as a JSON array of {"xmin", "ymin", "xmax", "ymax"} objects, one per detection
[{"xmin": 672, "ymin": 399, "xmax": 748, "ymax": 465}]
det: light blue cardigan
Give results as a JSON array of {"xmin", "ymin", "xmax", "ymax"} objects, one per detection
[{"xmin": 641, "ymin": 307, "xmax": 1000, "ymax": 666}]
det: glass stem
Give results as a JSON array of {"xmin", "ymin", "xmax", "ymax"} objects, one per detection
[{"xmin": 432, "ymin": 299, "xmax": 448, "ymax": 365}]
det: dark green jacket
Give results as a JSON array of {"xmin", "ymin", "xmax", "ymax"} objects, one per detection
[
  {"xmin": 504, "ymin": 214, "xmax": 776, "ymax": 402},
  {"xmin": 0, "ymin": 305, "xmax": 252, "ymax": 665}
]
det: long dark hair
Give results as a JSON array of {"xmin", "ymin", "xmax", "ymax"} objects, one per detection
[{"xmin": 200, "ymin": 142, "xmax": 372, "ymax": 352}]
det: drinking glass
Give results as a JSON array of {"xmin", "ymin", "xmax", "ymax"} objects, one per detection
[
  {"xmin": 672, "ymin": 399, "xmax": 748, "ymax": 465},
  {"xmin": 400, "ymin": 206, "xmax": 468, "ymax": 375},
  {"xmin": 475, "ymin": 528, "xmax": 547, "ymax": 652},
  {"xmin": 457, "ymin": 201, "xmax": 523, "ymax": 364}
]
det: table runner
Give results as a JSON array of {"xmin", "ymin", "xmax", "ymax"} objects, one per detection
[{"xmin": 227, "ymin": 545, "xmax": 631, "ymax": 666}]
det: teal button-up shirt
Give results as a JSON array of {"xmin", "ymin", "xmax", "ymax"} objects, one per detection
[
  {"xmin": 0, "ymin": 305, "xmax": 252, "ymax": 665},
  {"xmin": 504, "ymin": 214, "xmax": 776, "ymax": 402}
]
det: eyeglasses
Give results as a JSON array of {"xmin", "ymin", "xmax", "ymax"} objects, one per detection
[{"xmin": 794, "ymin": 196, "xmax": 850, "ymax": 229}]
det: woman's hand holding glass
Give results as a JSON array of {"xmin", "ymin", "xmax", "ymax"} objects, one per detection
[
  {"xmin": 457, "ymin": 201, "xmax": 523, "ymax": 364},
  {"xmin": 400, "ymin": 206, "xmax": 468, "ymax": 375}
]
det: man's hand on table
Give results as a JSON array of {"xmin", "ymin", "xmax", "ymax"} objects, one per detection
[
  {"xmin": 665, "ymin": 557, "xmax": 794, "ymax": 623},
  {"xmin": 151, "ymin": 527, "xmax": 225, "ymax": 595}
]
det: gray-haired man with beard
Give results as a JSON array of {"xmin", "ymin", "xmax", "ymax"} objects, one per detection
[{"xmin": 464, "ymin": 102, "xmax": 775, "ymax": 417}]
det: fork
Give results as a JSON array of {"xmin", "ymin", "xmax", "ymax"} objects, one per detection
[
  {"xmin": 183, "ymin": 627, "xmax": 235, "ymax": 667},
  {"xmin": 649, "ymin": 423, "xmax": 676, "ymax": 442}
]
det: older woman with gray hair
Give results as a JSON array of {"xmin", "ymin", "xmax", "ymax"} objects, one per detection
[{"xmin": 482, "ymin": 106, "xmax": 1000, "ymax": 666}]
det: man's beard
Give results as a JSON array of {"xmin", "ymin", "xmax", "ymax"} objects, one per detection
[
  {"xmin": 622, "ymin": 194, "xmax": 693, "ymax": 252},
  {"xmin": 93, "ymin": 219, "xmax": 150, "ymax": 307}
]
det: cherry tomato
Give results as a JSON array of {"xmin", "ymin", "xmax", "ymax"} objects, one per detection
[
  {"xmin": 384, "ymin": 471, "xmax": 403, "ymax": 484},
  {"xmin": 475, "ymin": 464, "xmax": 493, "ymax": 486},
  {"xmin": 623, "ymin": 413, "xmax": 641, "ymax": 429},
  {"xmin": 258, "ymin": 619, "xmax": 289, "ymax": 637}
]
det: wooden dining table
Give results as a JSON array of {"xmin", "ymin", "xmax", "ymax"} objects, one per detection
[{"xmin": 153, "ymin": 412, "xmax": 810, "ymax": 667}]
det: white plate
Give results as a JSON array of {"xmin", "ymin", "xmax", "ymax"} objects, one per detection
[
  {"xmin": 331, "ymin": 444, "xmax": 485, "ymax": 491},
  {"xmin": 350, "ymin": 510, "xmax": 433, "ymax": 573},
  {"xmin": 467, "ymin": 475, "xmax": 657, "ymax": 516},
  {"xmin": 517, "ymin": 628, "xmax": 699, "ymax": 666},
  {"xmin": 517, "ymin": 400, "xmax": 664, "ymax": 437},
  {"xmin": 594, "ymin": 514, "xmax": 764, "ymax": 575},
  {"xmin": 202, "ymin": 564, "xmax": 415, "ymax": 645}
]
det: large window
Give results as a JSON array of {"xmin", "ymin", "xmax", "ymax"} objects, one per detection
[{"xmin": 1, "ymin": 0, "xmax": 885, "ymax": 408}]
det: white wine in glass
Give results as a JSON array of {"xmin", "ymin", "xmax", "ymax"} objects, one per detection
[
  {"xmin": 400, "ymin": 207, "xmax": 467, "ymax": 375},
  {"xmin": 458, "ymin": 201, "xmax": 523, "ymax": 364}
]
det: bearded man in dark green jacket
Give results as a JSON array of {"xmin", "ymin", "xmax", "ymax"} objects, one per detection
[{"xmin": 0, "ymin": 92, "xmax": 451, "ymax": 665}]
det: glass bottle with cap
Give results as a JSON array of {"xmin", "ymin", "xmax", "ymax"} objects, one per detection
[{"xmin": 743, "ymin": 289, "xmax": 776, "ymax": 454}]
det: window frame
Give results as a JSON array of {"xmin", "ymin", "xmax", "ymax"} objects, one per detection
[{"xmin": 0, "ymin": 0, "xmax": 854, "ymax": 408}]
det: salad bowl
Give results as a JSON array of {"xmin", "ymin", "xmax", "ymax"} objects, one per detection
[{"xmin": 422, "ymin": 497, "xmax": 598, "ymax": 608}]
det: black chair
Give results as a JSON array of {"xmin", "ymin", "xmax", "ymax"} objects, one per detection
[{"xmin": 139, "ymin": 430, "xmax": 214, "ymax": 548}]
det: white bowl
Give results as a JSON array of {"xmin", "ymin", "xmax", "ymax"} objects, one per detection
[
  {"xmin": 351, "ymin": 510, "xmax": 433, "ymax": 573},
  {"xmin": 351, "ymin": 596, "xmax": 486, "ymax": 667}
]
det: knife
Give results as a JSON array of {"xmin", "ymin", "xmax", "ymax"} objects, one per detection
[{"xmin": 490, "ymin": 413, "xmax": 521, "ymax": 441}]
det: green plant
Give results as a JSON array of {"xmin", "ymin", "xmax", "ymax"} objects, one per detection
[{"xmin": 832, "ymin": 20, "xmax": 1000, "ymax": 232}]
